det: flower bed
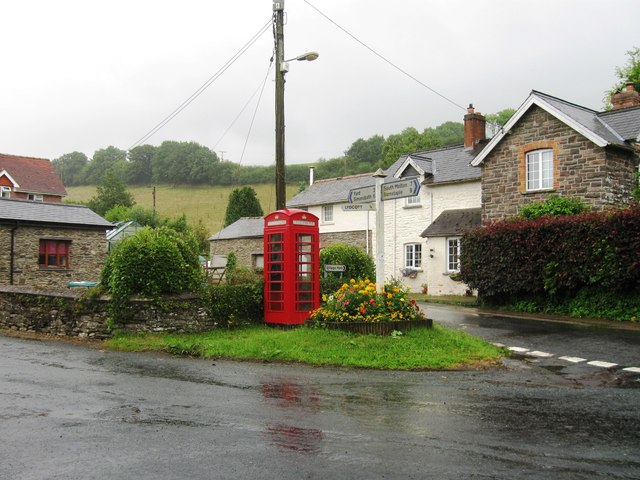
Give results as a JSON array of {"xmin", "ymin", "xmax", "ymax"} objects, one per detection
[{"xmin": 310, "ymin": 278, "xmax": 431, "ymax": 334}]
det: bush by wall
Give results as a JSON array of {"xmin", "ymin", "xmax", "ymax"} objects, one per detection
[
  {"xmin": 101, "ymin": 226, "xmax": 204, "ymax": 322},
  {"xmin": 320, "ymin": 243, "xmax": 375, "ymax": 296},
  {"xmin": 460, "ymin": 207, "xmax": 640, "ymax": 313},
  {"xmin": 518, "ymin": 195, "xmax": 588, "ymax": 220},
  {"xmin": 202, "ymin": 282, "xmax": 264, "ymax": 327}
]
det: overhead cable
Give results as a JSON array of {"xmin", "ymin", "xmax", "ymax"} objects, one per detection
[
  {"xmin": 128, "ymin": 19, "xmax": 272, "ymax": 150},
  {"xmin": 302, "ymin": 0, "xmax": 466, "ymax": 111}
]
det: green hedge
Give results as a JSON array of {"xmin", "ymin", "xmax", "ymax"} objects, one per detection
[
  {"xmin": 460, "ymin": 207, "xmax": 640, "ymax": 303},
  {"xmin": 202, "ymin": 282, "xmax": 264, "ymax": 327}
]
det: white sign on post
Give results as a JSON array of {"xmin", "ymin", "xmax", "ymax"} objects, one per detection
[
  {"xmin": 341, "ymin": 203, "xmax": 375, "ymax": 212},
  {"xmin": 381, "ymin": 177, "xmax": 421, "ymax": 201},
  {"xmin": 347, "ymin": 185, "xmax": 376, "ymax": 204}
]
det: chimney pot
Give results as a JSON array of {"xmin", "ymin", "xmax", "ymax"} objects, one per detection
[
  {"xmin": 611, "ymin": 82, "xmax": 640, "ymax": 110},
  {"xmin": 464, "ymin": 104, "xmax": 486, "ymax": 148}
]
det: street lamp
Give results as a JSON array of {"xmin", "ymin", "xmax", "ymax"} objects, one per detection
[{"xmin": 274, "ymin": 0, "xmax": 318, "ymax": 210}]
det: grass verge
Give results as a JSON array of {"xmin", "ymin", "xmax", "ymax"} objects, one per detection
[{"xmin": 105, "ymin": 324, "xmax": 507, "ymax": 370}]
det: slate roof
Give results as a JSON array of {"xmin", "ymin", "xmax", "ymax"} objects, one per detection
[
  {"xmin": 0, "ymin": 198, "xmax": 113, "ymax": 228},
  {"xmin": 598, "ymin": 105, "xmax": 640, "ymax": 141},
  {"xmin": 388, "ymin": 145, "xmax": 482, "ymax": 185},
  {"xmin": 420, "ymin": 208, "xmax": 481, "ymax": 237},
  {"xmin": 472, "ymin": 91, "xmax": 640, "ymax": 166},
  {"xmin": 209, "ymin": 217, "xmax": 264, "ymax": 241},
  {"xmin": 287, "ymin": 146, "xmax": 482, "ymax": 208},
  {"xmin": 287, "ymin": 173, "xmax": 374, "ymax": 207},
  {"xmin": 0, "ymin": 153, "xmax": 67, "ymax": 197}
]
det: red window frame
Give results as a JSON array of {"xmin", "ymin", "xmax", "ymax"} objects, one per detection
[{"xmin": 39, "ymin": 240, "xmax": 70, "ymax": 269}]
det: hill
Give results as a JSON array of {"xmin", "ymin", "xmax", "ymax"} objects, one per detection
[{"xmin": 65, "ymin": 184, "xmax": 300, "ymax": 236}]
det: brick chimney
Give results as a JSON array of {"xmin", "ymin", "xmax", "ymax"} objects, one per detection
[
  {"xmin": 611, "ymin": 82, "xmax": 640, "ymax": 110},
  {"xmin": 464, "ymin": 104, "xmax": 486, "ymax": 148}
]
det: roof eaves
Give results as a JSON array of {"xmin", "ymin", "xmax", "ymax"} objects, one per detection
[
  {"xmin": 594, "ymin": 115, "xmax": 626, "ymax": 144},
  {"xmin": 0, "ymin": 170, "xmax": 20, "ymax": 188},
  {"xmin": 471, "ymin": 91, "xmax": 610, "ymax": 166}
]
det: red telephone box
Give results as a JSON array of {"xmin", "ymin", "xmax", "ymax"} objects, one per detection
[{"xmin": 264, "ymin": 209, "xmax": 320, "ymax": 325}]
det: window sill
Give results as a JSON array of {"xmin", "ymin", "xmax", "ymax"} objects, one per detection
[
  {"xmin": 403, "ymin": 204, "xmax": 422, "ymax": 209},
  {"xmin": 39, "ymin": 267, "xmax": 70, "ymax": 272},
  {"xmin": 522, "ymin": 188, "xmax": 555, "ymax": 195}
]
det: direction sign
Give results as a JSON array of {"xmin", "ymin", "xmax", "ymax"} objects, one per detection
[
  {"xmin": 342, "ymin": 203, "xmax": 375, "ymax": 212},
  {"xmin": 325, "ymin": 264, "xmax": 346, "ymax": 272},
  {"xmin": 381, "ymin": 177, "xmax": 420, "ymax": 201},
  {"xmin": 347, "ymin": 185, "xmax": 375, "ymax": 204}
]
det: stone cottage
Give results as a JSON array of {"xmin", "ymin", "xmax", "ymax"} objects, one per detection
[
  {"xmin": 0, "ymin": 199, "xmax": 113, "ymax": 290},
  {"xmin": 471, "ymin": 85, "xmax": 640, "ymax": 223}
]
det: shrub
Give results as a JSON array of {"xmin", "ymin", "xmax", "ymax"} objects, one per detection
[
  {"xmin": 461, "ymin": 206, "xmax": 640, "ymax": 319},
  {"xmin": 319, "ymin": 243, "xmax": 375, "ymax": 296},
  {"xmin": 202, "ymin": 281, "xmax": 264, "ymax": 327},
  {"xmin": 101, "ymin": 226, "xmax": 204, "ymax": 323},
  {"xmin": 518, "ymin": 195, "xmax": 588, "ymax": 220},
  {"xmin": 311, "ymin": 278, "xmax": 424, "ymax": 324}
]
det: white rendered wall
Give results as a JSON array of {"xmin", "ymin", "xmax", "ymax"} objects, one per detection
[{"xmin": 378, "ymin": 180, "xmax": 480, "ymax": 294}]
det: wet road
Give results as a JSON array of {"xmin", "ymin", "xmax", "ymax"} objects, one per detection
[
  {"xmin": 425, "ymin": 303, "xmax": 640, "ymax": 384},
  {"xmin": 2, "ymin": 311, "xmax": 640, "ymax": 480}
]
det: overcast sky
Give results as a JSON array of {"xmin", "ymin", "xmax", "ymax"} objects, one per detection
[{"xmin": 2, "ymin": 0, "xmax": 638, "ymax": 166}]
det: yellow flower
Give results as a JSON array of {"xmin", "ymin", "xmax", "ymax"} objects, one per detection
[{"xmin": 387, "ymin": 293, "xmax": 393, "ymax": 299}]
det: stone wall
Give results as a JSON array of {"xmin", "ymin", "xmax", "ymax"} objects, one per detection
[
  {"xmin": 320, "ymin": 230, "xmax": 371, "ymax": 251},
  {"xmin": 210, "ymin": 237, "xmax": 264, "ymax": 269},
  {"xmin": 0, "ymin": 225, "xmax": 107, "ymax": 290},
  {"xmin": 481, "ymin": 106, "xmax": 639, "ymax": 223},
  {"xmin": 0, "ymin": 287, "xmax": 215, "ymax": 339},
  {"xmin": 210, "ymin": 231, "xmax": 372, "ymax": 270}
]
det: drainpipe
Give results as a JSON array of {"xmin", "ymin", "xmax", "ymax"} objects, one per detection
[{"xmin": 9, "ymin": 222, "xmax": 18, "ymax": 285}]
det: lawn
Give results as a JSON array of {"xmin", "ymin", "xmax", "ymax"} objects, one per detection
[
  {"xmin": 105, "ymin": 324, "xmax": 507, "ymax": 370},
  {"xmin": 65, "ymin": 183, "xmax": 300, "ymax": 235}
]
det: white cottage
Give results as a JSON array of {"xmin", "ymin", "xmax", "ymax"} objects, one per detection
[{"xmin": 379, "ymin": 106, "xmax": 485, "ymax": 295}]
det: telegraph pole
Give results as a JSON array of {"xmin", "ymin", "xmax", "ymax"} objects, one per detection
[{"xmin": 274, "ymin": 0, "xmax": 286, "ymax": 210}]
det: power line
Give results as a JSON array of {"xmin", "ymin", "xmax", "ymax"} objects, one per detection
[
  {"xmin": 239, "ymin": 60, "xmax": 274, "ymax": 165},
  {"xmin": 212, "ymin": 62, "xmax": 274, "ymax": 155},
  {"xmin": 128, "ymin": 19, "xmax": 272, "ymax": 150},
  {"xmin": 302, "ymin": 0, "xmax": 467, "ymax": 112}
]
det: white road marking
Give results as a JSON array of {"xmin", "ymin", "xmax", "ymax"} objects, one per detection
[
  {"xmin": 492, "ymin": 342, "xmax": 506, "ymax": 348},
  {"xmin": 558, "ymin": 356, "xmax": 587, "ymax": 363},
  {"xmin": 623, "ymin": 367, "xmax": 640, "ymax": 373},
  {"xmin": 587, "ymin": 360, "xmax": 618, "ymax": 368},
  {"xmin": 528, "ymin": 351, "xmax": 554, "ymax": 358},
  {"xmin": 508, "ymin": 347, "xmax": 529, "ymax": 353}
]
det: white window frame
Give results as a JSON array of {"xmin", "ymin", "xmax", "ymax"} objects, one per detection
[
  {"xmin": 447, "ymin": 237, "xmax": 462, "ymax": 273},
  {"xmin": 526, "ymin": 149, "xmax": 554, "ymax": 191},
  {"xmin": 322, "ymin": 205, "xmax": 333, "ymax": 223},
  {"xmin": 404, "ymin": 243, "xmax": 422, "ymax": 269},
  {"xmin": 405, "ymin": 194, "xmax": 421, "ymax": 207},
  {"xmin": 0, "ymin": 186, "xmax": 11, "ymax": 198},
  {"xmin": 28, "ymin": 193, "xmax": 44, "ymax": 202}
]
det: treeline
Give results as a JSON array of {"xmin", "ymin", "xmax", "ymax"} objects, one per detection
[{"xmin": 53, "ymin": 121, "xmax": 465, "ymax": 187}]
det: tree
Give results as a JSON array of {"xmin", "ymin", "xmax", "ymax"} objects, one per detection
[
  {"xmin": 52, "ymin": 151, "xmax": 89, "ymax": 186},
  {"xmin": 381, "ymin": 127, "xmax": 442, "ymax": 167},
  {"xmin": 604, "ymin": 47, "xmax": 640, "ymax": 109},
  {"xmin": 151, "ymin": 141, "xmax": 218, "ymax": 184},
  {"xmin": 345, "ymin": 135, "xmax": 385, "ymax": 168},
  {"xmin": 88, "ymin": 169, "xmax": 135, "ymax": 215},
  {"xmin": 223, "ymin": 186, "xmax": 264, "ymax": 227},
  {"xmin": 82, "ymin": 146, "xmax": 128, "ymax": 184},
  {"xmin": 485, "ymin": 108, "xmax": 516, "ymax": 137},
  {"xmin": 127, "ymin": 144, "xmax": 156, "ymax": 184}
]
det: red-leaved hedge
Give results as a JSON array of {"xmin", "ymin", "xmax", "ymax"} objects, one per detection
[{"xmin": 460, "ymin": 207, "xmax": 640, "ymax": 299}]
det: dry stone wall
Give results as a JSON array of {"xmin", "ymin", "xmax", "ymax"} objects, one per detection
[{"xmin": 0, "ymin": 287, "xmax": 215, "ymax": 339}]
